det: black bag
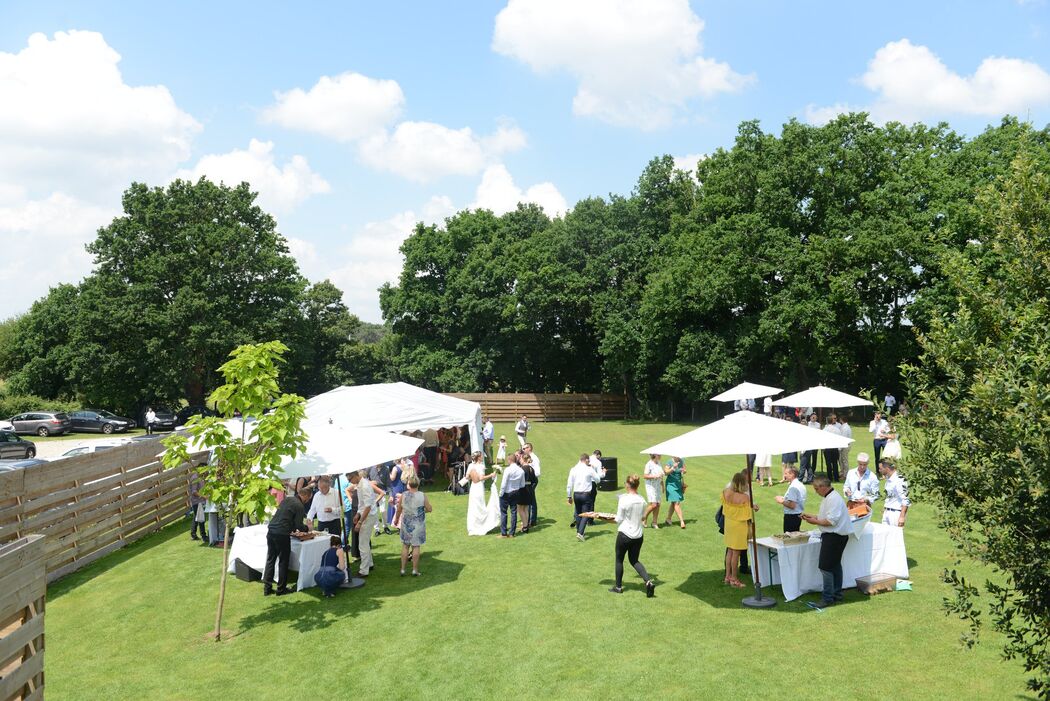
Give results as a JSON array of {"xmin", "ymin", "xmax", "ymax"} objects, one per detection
[{"xmin": 714, "ymin": 505, "xmax": 725, "ymax": 534}]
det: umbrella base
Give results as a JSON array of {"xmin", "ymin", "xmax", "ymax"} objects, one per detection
[
  {"xmin": 742, "ymin": 593, "xmax": 777, "ymax": 609},
  {"xmin": 340, "ymin": 577, "xmax": 367, "ymax": 590}
]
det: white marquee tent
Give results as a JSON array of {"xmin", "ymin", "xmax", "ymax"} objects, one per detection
[{"xmin": 304, "ymin": 382, "xmax": 484, "ymax": 453}]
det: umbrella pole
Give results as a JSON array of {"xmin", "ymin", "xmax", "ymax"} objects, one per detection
[{"xmin": 742, "ymin": 456, "xmax": 776, "ymax": 609}]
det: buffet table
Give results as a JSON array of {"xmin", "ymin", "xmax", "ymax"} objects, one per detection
[
  {"xmin": 754, "ymin": 522, "xmax": 908, "ymax": 601},
  {"xmin": 226, "ymin": 524, "xmax": 332, "ymax": 591}
]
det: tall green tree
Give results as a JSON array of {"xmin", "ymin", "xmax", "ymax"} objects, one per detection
[
  {"xmin": 900, "ymin": 153, "xmax": 1050, "ymax": 697},
  {"xmin": 162, "ymin": 341, "xmax": 307, "ymax": 642}
]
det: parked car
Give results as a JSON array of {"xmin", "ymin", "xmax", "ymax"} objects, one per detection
[
  {"xmin": 70, "ymin": 410, "xmax": 135, "ymax": 434},
  {"xmin": 0, "ymin": 431, "xmax": 36, "ymax": 458},
  {"xmin": 176, "ymin": 405, "xmax": 217, "ymax": 426},
  {"xmin": 8, "ymin": 411, "xmax": 72, "ymax": 437},
  {"xmin": 54, "ymin": 442, "xmax": 124, "ymax": 459},
  {"xmin": 0, "ymin": 458, "xmax": 50, "ymax": 472},
  {"xmin": 0, "ymin": 420, "xmax": 13, "ymax": 431},
  {"xmin": 142, "ymin": 406, "xmax": 177, "ymax": 432}
]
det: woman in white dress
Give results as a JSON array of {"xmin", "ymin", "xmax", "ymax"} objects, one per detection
[
  {"xmin": 466, "ymin": 451, "xmax": 500, "ymax": 535},
  {"xmin": 642, "ymin": 453, "xmax": 663, "ymax": 529},
  {"xmin": 883, "ymin": 421, "xmax": 903, "ymax": 461}
]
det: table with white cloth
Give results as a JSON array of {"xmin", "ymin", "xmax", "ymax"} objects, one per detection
[
  {"xmin": 226, "ymin": 524, "xmax": 333, "ymax": 591},
  {"xmin": 755, "ymin": 522, "xmax": 909, "ymax": 601}
]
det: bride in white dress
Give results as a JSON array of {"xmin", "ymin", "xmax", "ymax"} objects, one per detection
[{"xmin": 466, "ymin": 452, "xmax": 500, "ymax": 535}]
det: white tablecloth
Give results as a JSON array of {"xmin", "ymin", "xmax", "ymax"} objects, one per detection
[
  {"xmin": 226, "ymin": 524, "xmax": 333, "ymax": 591},
  {"xmin": 755, "ymin": 522, "xmax": 909, "ymax": 601}
]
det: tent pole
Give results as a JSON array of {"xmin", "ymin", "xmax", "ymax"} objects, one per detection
[{"xmin": 742, "ymin": 454, "xmax": 776, "ymax": 609}]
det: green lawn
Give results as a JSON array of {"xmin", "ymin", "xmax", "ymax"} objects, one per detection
[{"xmin": 45, "ymin": 421, "xmax": 1030, "ymax": 700}]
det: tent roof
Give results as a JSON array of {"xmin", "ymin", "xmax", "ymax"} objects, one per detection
[
  {"xmin": 710, "ymin": 382, "xmax": 783, "ymax": 402},
  {"xmin": 772, "ymin": 385, "xmax": 872, "ymax": 409},
  {"xmin": 305, "ymin": 382, "xmax": 481, "ymax": 434},
  {"xmin": 641, "ymin": 410, "xmax": 852, "ymax": 458}
]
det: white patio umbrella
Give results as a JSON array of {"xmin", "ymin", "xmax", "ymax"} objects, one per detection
[
  {"xmin": 278, "ymin": 423, "xmax": 423, "ymax": 480},
  {"xmin": 772, "ymin": 385, "xmax": 872, "ymax": 409},
  {"xmin": 641, "ymin": 411, "xmax": 853, "ymax": 609},
  {"xmin": 710, "ymin": 382, "xmax": 784, "ymax": 403}
]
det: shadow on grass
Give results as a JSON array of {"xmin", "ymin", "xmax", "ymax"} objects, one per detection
[
  {"xmin": 235, "ymin": 549, "xmax": 465, "ymax": 634},
  {"xmin": 675, "ymin": 570, "xmax": 811, "ymax": 613},
  {"xmin": 907, "ymin": 556, "xmax": 919, "ymax": 571},
  {"xmin": 49, "ymin": 519, "xmax": 188, "ymax": 600}
]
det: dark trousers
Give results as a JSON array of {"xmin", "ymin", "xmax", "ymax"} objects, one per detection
[
  {"xmin": 614, "ymin": 532, "xmax": 650, "ymax": 588},
  {"xmin": 500, "ymin": 491, "xmax": 520, "ymax": 535},
  {"xmin": 317, "ymin": 519, "xmax": 341, "ymax": 537},
  {"xmin": 873, "ymin": 438, "xmax": 887, "ymax": 466},
  {"xmin": 783, "ymin": 513, "xmax": 802, "ymax": 532},
  {"xmin": 818, "ymin": 532, "xmax": 849, "ymax": 603},
  {"xmin": 573, "ymin": 491, "xmax": 594, "ymax": 536},
  {"xmin": 746, "ymin": 454, "xmax": 756, "ymax": 474},
  {"xmin": 263, "ymin": 532, "xmax": 292, "ymax": 591},
  {"xmin": 528, "ymin": 477, "xmax": 539, "ymax": 526},
  {"xmin": 344, "ymin": 510, "xmax": 360, "ymax": 558},
  {"xmin": 190, "ymin": 514, "xmax": 208, "ymax": 540},
  {"xmin": 800, "ymin": 451, "xmax": 816, "ymax": 483},
  {"xmin": 823, "ymin": 448, "xmax": 841, "ymax": 481},
  {"xmin": 146, "ymin": 422, "xmax": 155, "ymax": 435}
]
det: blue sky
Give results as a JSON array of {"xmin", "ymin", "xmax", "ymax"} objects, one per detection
[{"xmin": 1, "ymin": 0, "xmax": 1048, "ymax": 321}]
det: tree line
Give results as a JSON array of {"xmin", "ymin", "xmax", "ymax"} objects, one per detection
[{"xmin": 1, "ymin": 114, "xmax": 1047, "ymax": 419}]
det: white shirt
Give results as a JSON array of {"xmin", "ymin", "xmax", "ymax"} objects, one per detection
[
  {"xmin": 567, "ymin": 462, "xmax": 601, "ymax": 496},
  {"xmin": 824, "ymin": 422, "xmax": 841, "ymax": 437},
  {"xmin": 500, "ymin": 464, "xmax": 526, "ymax": 495},
  {"xmin": 615, "ymin": 492, "xmax": 647, "ymax": 539},
  {"xmin": 884, "ymin": 394, "xmax": 896, "ymax": 408},
  {"xmin": 844, "ymin": 468, "xmax": 880, "ymax": 504},
  {"xmin": 782, "ymin": 478, "xmax": 806, "ymax": 514},
  {"xmin": 818, "ymin": 489, "xmax": 853, "ymax": 535},
  {"xmin": 146, "ymin": 410, "xmax": 157, "ymax": 423},
  {"xmin": 808, "ymin": 420, "xmax": 820, "ymax": 431},
  {"xmin": 643, "ymin": 459, "xmax": 662, "ymax": 482},
  {"xmin": 883, "ymin": 472, "xmax": 911, "ymax": 510},
  {"xmin": 482, "ymin": 421, "xmax": 494, "ymax": 441},
  {"xmin": 589, "ymin": 455, "xmax": 603, "ymax": 472},
  {"xmin": 357, "ymin": 477, "xmax": 379, "ymax": 510},
  {"xmin": 515, "ymin": 419, "xmax": 528, "ymax": 435},
  {"xmin": 869, "ymin": 418, "xmax": 890, "ymax": 439},
  {"xmin": 763, "ymin": 397, "xmax": 772, "ymax": 414},
  {"xmin": 307, "ymin": 488, "xmax": 342, "ymax": 522},
  {"xmin": 527, "ymin": 451, "xmax": 541, "ymax": 477},
  {"xmin": 838, "ymin": 422, "xmax": 852, "ymax": 440}
]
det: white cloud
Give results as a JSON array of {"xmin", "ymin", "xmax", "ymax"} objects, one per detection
[
  {"xmin": 492, "ymin": 0, "xmax": 752, "ymax": 130},
  {"xmin": 358, "ymin": 121, "xmax": 527, "ymax": 182},
  {"xmin": 806, "ymin": 39, "xmax": 1050, "ymax": 125},
  {"xmin": 262, "ymin": 71, "xmax": 404, "ymax": 142},
  {"xmin": 673, "ymin": 153, "xmax": 706, "ymax": 175},
  {"xmin": 0, "ymin": 30, "xmax": 200, "ymax": 199},
  {"xmin": 471, "ymin": 164, "xmax": 567, "ymax": 217},
  {"xmin": 174, "ymin": 139, "xmax": 330, "ymax": 214},
  {"xmin": 0, "ymin": 193, "xmax": 115, "ymax": 319}
]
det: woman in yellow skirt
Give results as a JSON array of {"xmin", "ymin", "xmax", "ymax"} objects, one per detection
[{"xmin": 721, "ymin": 471, "xmax": 757, "ymax": 588}]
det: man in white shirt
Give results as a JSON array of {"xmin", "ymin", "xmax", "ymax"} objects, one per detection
[
  {"xmin": 869, "ymin": 411, "xmax": 890, "ymax": 465},
  {"xmin": 763, "ymin": 396, "xmax": 772, "ymax": 415},
  {"xmin": 801, "ymin": 475, "xmax": 853, "ymax": 606},
  {"xmin": 802, "ymin": 413, "xmax": 821, "ymax": 483},
  {"xmin": 498, "ymin": 459, "xmax": 526, "ymax": 537},
  {"xmin": 515, "ymin": 415, "xmax": 529, "ymax": 447},
  {"xmin": 567, "ymin": 454, "xmax": 603, "ymax": 540},
  {"xmin": 524, "ymin": 443, "xmax": 541, "ymax": 527},
  {"xmin": 843, "ymin": 453, "xmax": 880, "ymax": 508},
  {"xmin": 306, "ymin": 475, "xmax": 342, "ymax": 536},
  {"xmin": 878, "ymin": 459, "xmax": 910, "ymax": 527},
  {"xmin": 837, "ymin": 414, "xmax": 853, "ymax": 479},
  {"xmin": 822, "ymin": 414, "xmax": 842, "ymax": 481},
  {"xmin": 884, "ymin": 393, "xmax": 897, "ymax": 415},
  {"xmin": 482, "ymin": 417, "xmax": 494, "ymax": 462},
  {"xmin": 352, "ymin": 470, "xmax": 386, "ymax": 577},
  {"xmin": 774, "ymin": 465, "xmax": 806, "ymax": 532}
]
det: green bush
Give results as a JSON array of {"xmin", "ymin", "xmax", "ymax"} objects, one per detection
[{"xmin": 0, "ymin": 392, "xmax": 79, "ymax": 419}]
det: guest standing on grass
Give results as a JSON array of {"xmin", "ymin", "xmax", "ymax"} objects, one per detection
[
  {"xmin": 663, "ymin": 457, "xmax": 686, "ymax": 529},
  {"xmin": 396, "ymin": 475, "xmax": 432, "ymax": 576},
  {"xmin": 775, "ymin": 465, "xmax": 806, "ymax": 532},
  {"xmin": 339, "ymin": 473, "xmax": 360, "ymax": 560},
  {"xmin": 188, "ymin": 472, "xmax": 208, "ymax": 543},
  {"xmin": 353, "ymin": 470, "xmax": 386, "ymax": 578},
  {"xmin": 306, "ymin": 475, "xmax": 342, "ymax": 536},
  {"xmin": 822, "ymin": 414, "xmax": 842, "ymax": 481},
  {"xmin": 801, "ymin": 474, "xmax": 852, "ymax": 607},
  {"xmin": 520, "ymin": 454, "xmax": 537, "ymax": 533},
  {"xmin": 314, "ymin": 535, "xmax": 347, "ymax": 598},
  {"xmin": 515, "ymin": 415, "xmax": 529, "ymax": 447},
  {"xmin": 263, "ymin": 488, "xmax": 311, "ymax": 596},
  {"xmin": 499, "ymin": 453, "xmax": 526, "ymax": 538},
  {"xmin": 387, "ymin": 459, "xmax": 406, "ymax": 530},
  {"xmin": 870, "ymin": 411, "xmax": 890, "ymax": 465},
  {"xmin": 721, "ymin": 472, "xmax": 755, "ymax": 589},
  {"xmin": 596, "ymin": 475, "xmax": 656, "ymax": 597},
  {"xmin": 524, "ymin": 442, "xmax": 541, "ymax": 526},
  {"xmin": 567, "ymin": 453, "xmax": 602, "ymax": 540},
  {"xmin": 642, "ymin": 454, "xmax": 663, "ymax": 529},
  {"xmin": 878, "ymin": 459, "xmax": 910, "ymax": 527},
  {"xmin": 837, "ymin": 414, "xmax": 852, "ymax": 479}
]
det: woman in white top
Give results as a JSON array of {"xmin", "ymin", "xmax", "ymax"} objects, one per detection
[
  {"xmin": 465, "ymin": 451, "xmax": 500, "ymax": 536},
  {"xmin": 595, "ymin": 474, "xmax": 655, "ymax": 597},
  {"xmin": 642, "ymin": 454, "xmax": 663, "ymax": 529},
  {"xmin": 755, "ymin": 453, "xmax": 774, "ymax": 487}
]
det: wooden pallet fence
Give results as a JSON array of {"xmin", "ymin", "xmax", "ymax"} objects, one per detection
[
  {"xmin": 0, "ymin": 534, "xmax": 46, "ymax": 701},
  {"xmin": 448, "ymin": 393, "xmax": 628, "ymax": 422},
  {"xmin": 0, "ymin": 438, "xmax": 203, "ymax": 583}
]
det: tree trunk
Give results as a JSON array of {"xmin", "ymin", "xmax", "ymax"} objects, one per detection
[{"xmin": 214, "ymin": 520, "xmax": 232, "ymax": 641}]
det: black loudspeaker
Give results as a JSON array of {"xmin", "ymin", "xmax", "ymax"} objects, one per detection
[
  {"xmin": 598, "ymin": 457, "xmax": 619, "ymax": 491},
  {"xmin": 234, "ymin": 558, "xmax": 262, "ymax": 582}
]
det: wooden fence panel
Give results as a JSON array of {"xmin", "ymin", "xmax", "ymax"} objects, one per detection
[
  {"xmin": 448, "ymin": 393, "xmax": 628, "ymax": 422},
  {"xmin": 0, "ymin": 534, "xmax": 46, "ymax": 701}
]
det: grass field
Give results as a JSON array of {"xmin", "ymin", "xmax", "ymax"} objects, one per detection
[{"xmin": 44, "ymin": 421, "xmax": 1031, "ymax": 700}]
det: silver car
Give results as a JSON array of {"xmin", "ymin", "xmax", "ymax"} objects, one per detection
[
  {"xmin": 9, "ymin": 411, "xmax": 73, "ymax": 437},
  {"xmin": 0, "ymin": 430, "xmax": 37, "ymax": 458}
]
